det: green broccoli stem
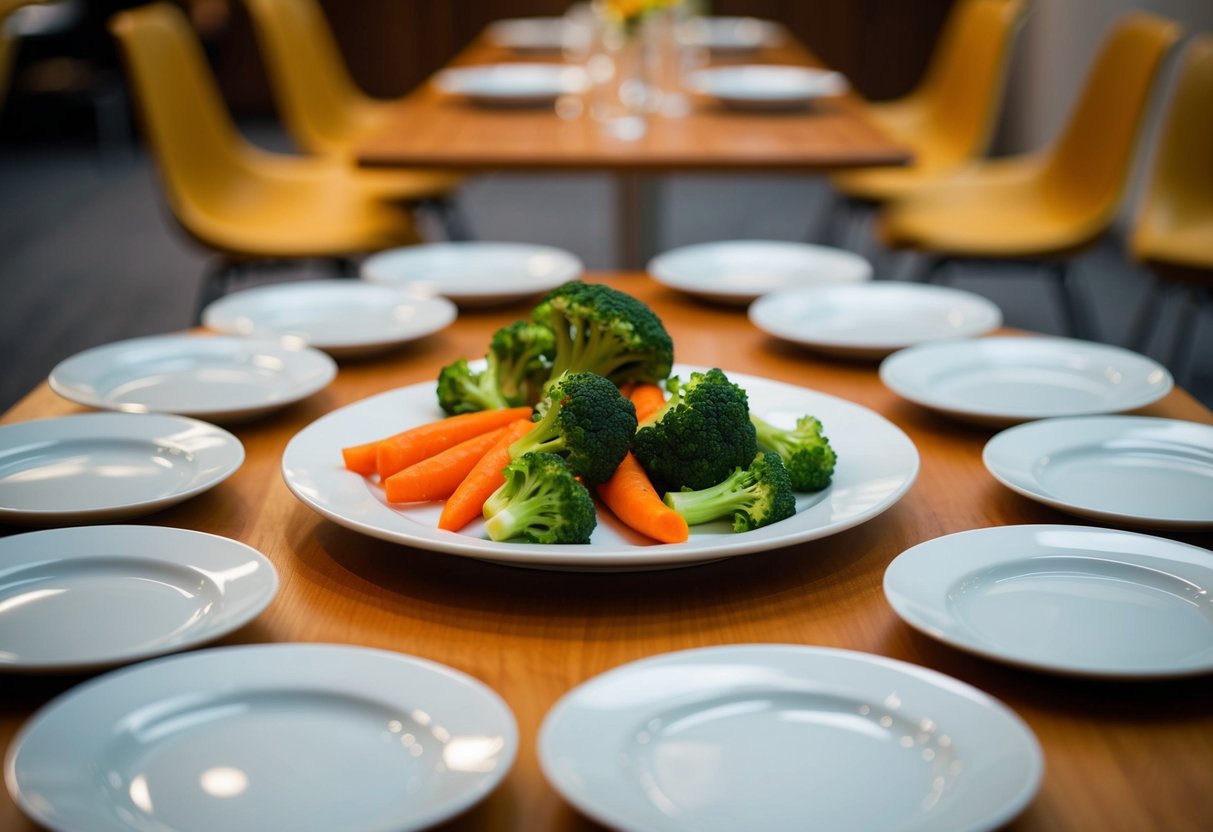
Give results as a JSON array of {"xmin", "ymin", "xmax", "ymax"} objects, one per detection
[
  {"xmin": 663, "ymin": 467, "xmax": 754, "ymax": 526},
  {"xmin": 484, "ymin": 502, "xmax": 557, "ymax": 542},
  {"xmin": 508, "ymin": 406, "xmax": 567, "ymax": 459},
  {"xmin": 750, "ymin": 414, "xmax": 792, "ymax": 455}
]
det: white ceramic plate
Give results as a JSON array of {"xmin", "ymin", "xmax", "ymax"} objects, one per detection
[
  {"xmin": 682, "ymin": 17, "xmax": 783, "ymax": 52},
  {"xmin": 686, "ymin": 65, "xmax": 848, "ymax": 109},
  {"xmin": 361, "ymin": 242, "xmax": 584, "ymax": 307},
  {"xmin": 885, "ymin": 525, "xmax": 1213, "ymax": 678},
  {"xmin": 648, "ymin": 240, "xmax": 872, "ymax": 305},
  {"xmin": 879, "ymin": 336, "xmax": 1173, "ymax": 427},
  {"xmin": 0, "ymin": 525, "xmax": 277, "ymax": 673},
  {"xmin": 49, "ymin": 335, "xmax": 337, "ymax": 423},
  {"xmin": 0, "ymin": 413, "xmax": 243, "ymax": 525},
  {"xmin": 539, "ymin": 644, "xmax": 1042, "ymax": 832},
  {"xmin": 434, "ymin": 63, "xmax": 588, "ymax": 106},
  {"xmin": 5, "ymin": 644, "xmax": 517, "ymax": 831},
  {"xmin": 749, "ymin": 284, "xmax": 1003, "ymax": 359},
  {"xmin": 281, "ymin": 366, "xmax": 918, "ymax": 571},
  {"xmin": 486, "ymin": 17, "xmax": 568, "ymax": 52},
  {"xmin": 201, "ymin": 280, "xmax": 457, "ymax": 358},
  {"xmin": 983, "ymin": 416, "xmax": 1213, "ymax": 529}
]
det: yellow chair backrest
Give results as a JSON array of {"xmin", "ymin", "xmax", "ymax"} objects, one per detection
[
  {"xmin": 1131, "ymin": 34, "xmax": 1213, "ymax": 265},
  {"xmin": 1042, "ymin": 13, "xmax": 1181, "ymax": 216},
  {"xmin": 910, "ymin": 0, "xmax": 1028, "ymax": 162},
  {"xmin": 241, "ymin": 0, "xmax": 378, "ymax": 155}
]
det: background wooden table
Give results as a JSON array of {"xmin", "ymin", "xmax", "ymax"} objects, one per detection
[{"xmin": 3, "ymin": 274, "xmax": 1211, "ymax": 831}]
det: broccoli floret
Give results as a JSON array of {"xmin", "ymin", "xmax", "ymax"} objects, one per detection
[
  {"xmin": 436, "ymin": 320, "xmax": 555, "ymax": 415},
  {"xmin": 632, "ymin": 368, "xmax": 757, "ymax": 491},
  {"xmin": 483, "ymin": 452, "xmax": 597, "ymax": 543},
  {"xmin": 663, "ymin": 452, "xmax": 797, "ymax": 532},
  {"xmin": 436, "ymin": 358, "xmax": 509, "ymax": 415},
  {"xmin": 751, "ymin": 414, "xmax": 837, "ymax": 491},
  {"xmin": 509, "ymin": 371, "xmax": 637, "ymax": 484},
  {"xmin": 532, "ymin": 280, "xmax": 674, "ymax": 388}
]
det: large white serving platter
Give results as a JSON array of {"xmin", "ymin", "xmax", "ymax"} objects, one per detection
[
  {"xmin": 686, "ymin": 65, "xmax": 848, "ymax": 109},
  {"xmin": 879, "ymin": 336, "xmax": 1173, "ymax": 427},
  {"xmin": 5, "ymin": 644, "xmax": 517, "ymax": 832},
  {"xmin": 647, "ymin": 240, "xmax": 872, "ymax": 305},
  {"xmin": 486, "ymin": 16, "xmax": 568, "ymax": 52},
  {"xmin": 361, "ymin": 242, "xmax": 584, "ymax": 307},
  {"xmin": 281, "ymin": 367, "xmax": 918, "ymax": 570},
  {"xmin": 539, "ymin": 644, "xmax": 1042, "ymax": 832},
  {"xmin": 0, "ymin": 413, "xmax": 243, "ymax": 525},
  {"xmin": 884, "ymin": 525, "xmax": 1213, "ymax": 678},
  {"xmin": 749, "ymin": 283, "xmax": 1003, "ymax": 359},
  {"xmin": 202, "ymin": 280, "xmax": 457, "ymax": 358},
  {"xmin": 0, "ymin": 525, "xmax": 276, "ymax": 673},
  {"xmin": 983, "ymin": 416, "xmax": 1213, "ymax": 529},
  {"xmin": 49, "ymin": 335, "xmax": 337, "ymax": 423},
  {"xmin": 682, "ymin": 16, "xmax": 784, "ymax": 52},
  {"xmin": 434, "ymin": 63, "xmax": 588, "ymax": 106}
]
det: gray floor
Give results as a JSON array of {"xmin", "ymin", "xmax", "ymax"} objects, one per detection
[{"xmin": 2, "ymin": 129, "xmax": 1210, "ymax": 412}]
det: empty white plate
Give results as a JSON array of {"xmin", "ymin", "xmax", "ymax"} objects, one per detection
[
  {"xmin": 434, "ymin": 63, "xmax": 588, "ymax": 106},
  {"xmin": 983, "ymin": 416, "xmax": 1213, "ymax": 529},
  {"xmin": 884, "ymin": 525, "xmax": 1213, "ymax": 678},
  {"xmin": 0, "ymin": 412, "xmax": 243, "ymax": 525},
  {"xmin": 539, "ymin": 644, "xmax": 1041, "ymax": 832},
  {"xmin": 487, "ymin": 17, "xmax": 568, "ymax": 52},
  {"xmin": 749, "ymin": 283, "xmax": 1003, "ymax": 359},
  {"xmin": 686, "ymin": 65, "xmax": 848, "ymax": 109},
  {"xmin": 201, "ymin": 280, "xmax": 457, "ymax": 358},
  {"xmin": 49, "ymin": 334, "xmax": 337, "ymax": 423},
  {"xmin": 6, "ymin": 644, "xmax": 517, "ymax": 831},
  {"xmin": 879, "ymin": 336, "xmax": 1173, "ymax": 427},
  {"xmin": 361, "ymin": 241, "xmax": 584, "ymax": 307},
  {"xmin": 0, "ymin": 525, "xmax": 277, "ymax": 672},
  {"xmin": 682, "ymin": 16, "xmax": 783, "ymax": 52},
  {"xmin": 648, "ymin": 240, "xmax": 872, "ymax": 305}
]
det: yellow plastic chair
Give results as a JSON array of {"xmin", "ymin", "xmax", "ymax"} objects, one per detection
[
  {"xmin": 109, "ymin": 3, "xmax": 423, "ymax": 318},
  {"xmin": 878, "ymin": 13, "xmax": 1181, "ymax": 337},
  {"xmin": 240, "ymin": 0, "xmax": 468, "ymax": 237},
  {"xmin": 1126, "ymin": 34, "xmax": 1213, "ymax": 378},
  {"xmin": 831, "ymin": 0, "xmax": 1027, "ymax": 204}
]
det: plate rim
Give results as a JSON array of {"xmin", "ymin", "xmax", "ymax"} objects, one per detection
[
  {"xmin": 982, "ymin": 415, "xmax": 1213, "ymax": 529},
  {"xmin": 538, "ymin": 643, "xmax": 1043, "ymax": 832},
  {"xmin": 433, "ymin": 62, "xmax": 586, "ymax": 99},
  {"xmin": 48, "ymin": 334, "xmax": 337, "ymax": 421},
  {"xmin": 0, "ymin": 524, "xmax": 278, "ymax": 672},
  {"xmin": 883, "ymin": 524, "xmax": 1213, "ymax": 678},
  {"xmin": 0, "ymin": 412, "xmax": 245, "ymax": 524},
  {"xmin": 280, "ymin": 366, "xmax": 919, "ymax": 570},
  {"xmin": 686, "ymin": 64, "xmax": 848, "ymax": 101},
  {"xmin": 4, "ymin": 643, "xmax": 517, "ymax": 831}
]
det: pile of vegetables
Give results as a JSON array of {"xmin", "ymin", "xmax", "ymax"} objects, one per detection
[{"xmin": 341, "ymin": 280, "xmax": 836, "ymax": 545}]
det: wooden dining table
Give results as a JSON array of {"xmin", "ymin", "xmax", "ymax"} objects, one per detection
[
  {"xmin": 357, "ymin": 29, "xmax": 911, "ymax": 267},
  {"xmin": 2, "ymin": 274, "xmax": 1212, "ymax": 832}
]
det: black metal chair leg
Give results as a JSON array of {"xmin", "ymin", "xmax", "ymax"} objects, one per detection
[
  {"xmin": 194, "ymin": 261, "xmax": 237, "ymax": 325},
  {"xmin": 329, "ymin": 257, "xmax": 358, "ymax": 278},
  {"xmin": 422, "ymin": 197, "xmax": 473, "ymax": 242},
  {"xmin": 1125, "ymin": 273, "xmax": 1165, "ymax": 353},
  {"xmin": 1167, "ymin": 285, "xmax": 1201, "ymax": 381},
  {"xmin": 919, "ymin": 256, "xmax": 949, "ymax": 284},
  {"xmin": 1046, "ymin": 261, "xmax": 1087, "ymax": 339}
]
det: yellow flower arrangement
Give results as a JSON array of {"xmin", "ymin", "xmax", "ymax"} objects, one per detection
[{"xmin": 600, "ymin": 0, "xmax": 682, "ymax": 27}]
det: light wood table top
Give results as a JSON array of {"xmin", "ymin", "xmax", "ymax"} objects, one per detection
[
  {"xmin": 357, "ymin": 36, "xmax": 911, "ymax": 172},
  {"xmin": 2, "ymin": 274, "xmax": 1212, "ymax": 831}
]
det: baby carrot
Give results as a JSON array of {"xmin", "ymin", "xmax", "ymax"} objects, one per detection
[
  {"xmin": 438, "ymin": 419, "xmax": 536, "ymax": 532},
  {"xmin": 597, "ymin": 452, "xmax": 689, "ymax": 544},
  {"xmin": 383, "ymin": 425, "xmax": 510, "ymax": 504},
  {"xmin": 629, "ymin": 383, "xmax": 667, "ymax": 424},
  {"xmin": 365, "ymin": 406, "xmax": 532, "ymax": 479}
]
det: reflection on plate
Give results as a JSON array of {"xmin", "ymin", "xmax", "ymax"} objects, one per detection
[
  {"xmin": 686, "ymin": 65, "xmax": 848, "ymax": 109},
  {"xmin": 6, "ymin": 644, "xmax": 517, "ymax": 831},
  {"xmin": 49, "ymin": 335, "xmax": 337, "ymax": 423},
  {"xmin": 682, "ymin": 16, "xmax": 783, "ymax": 52},
  {"xmin": 539, "ymin": 644, "xmax": 1042, "ymax": 832},
  {"xmin": 487, "ymin": 17, "xmax": 568, "ymax": 52},
  {"xmin": 361, "ymin": 242, "xmax": 584, "ymax": 307},
  {"xmin": 983, "ymin": 416, "xmax": 1213, "ymax": 529},
  {"xmin": 885, "ymin": 525, "xmax": 1213, "ymax": 678},
  {"xmin": 0, "ymin": 413, "xmax": 243, "ymax": 525},
  {"xmin": 648, "ymin": 240, "xmax": 872, "ymax": 305},
  {"xmin": 202, "ymin": 280, "xmax": 457, "ymax": 358},
  {"xmin": 0, "ymin": 525, "xmax": 276, "ymax": 672},
  {"xmin": 281, "ymin": 366, "xmax": 918, "ymax": 571},
  {"xmin": 434, "ymin": 63, "xmax": 588, "ymax": 106},
  {"xmin": 879, "ymin": 336, "xmax": 1173, "ymax": 427},
  {"xmin": 749, "ymin": 283, "xmax": 1003, "ymax": 359}
]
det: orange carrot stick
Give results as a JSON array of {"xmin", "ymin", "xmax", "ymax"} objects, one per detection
[
  {"xmin": 629, "ymin": 383, "xmax": 667, "ymax": 424},
  {"xmin": 383, "ymin": 425, "xmax": 510, "ymax": 504},
  {"xmin": 616, "ymin": 382, "xmax": 637, "ymax": 399},
  {"xmin": 362, "ymin": 406, "xmax": 531, "ymax": 479},
  {"xmin": 438, "ymin": 419, "xmax": 536, "ymax": 532},
  {"xmin": 597, "ymin": 452, "xmax": 689, "ymax": 544}
]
